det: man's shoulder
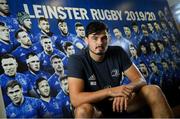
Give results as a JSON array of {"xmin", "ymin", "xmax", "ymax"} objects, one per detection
[
  {"xmin": 70, "ymin": 48, "xmax": 88, "ymax": 59},
  {"xmin": 107, "ymin": 46, "xmax": 125, "ymax": 53}
]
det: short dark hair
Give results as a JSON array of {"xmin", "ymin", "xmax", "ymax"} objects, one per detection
[
  {"xmin": 36, "ymin": 77, "xmax": 47, "ymax": 89},
  {"xmin": 150, "ymin": 61, "xmax": 157, "ymax": 66},
  {"xmin": 1, "ymin": 54, "xmax": 16, "ymax": 62},
  {"xmin": 85, "ymin": 21, "xmax": 108, "ymax": 37},
  {"xmin": 50, "ymin": 54, "xmax": 61, "ymax": 63},
  {"xmin": 161, "ymin": 59, "xmax": 168, "ymax": 63},
  {"xmin": 6, "ymin": 80, "xmax": 22, "ymax": 92},
  {"xmin": 63, "ymin": 41, "xmax": 73, "ymax": 51},
  {"xmin": 15, "ymin": 29, "xmax": 25, "ymax": 39},
  {"xmin": 75, "ymin": 22, "xmax": 83, "ymax": 28},
  {"xmin": 40, "ymin": 35, "xmax": 49, "ymax": 41},
  {"xmin": 38, "ymin": 17, "xmax": 48, "ymax": 24},
  {"xmin": 26, "ymin": 52, "xmax": 37, "ymax": 60},
  {"xmin": 57, "ymin": 19, "xmax": 65, "ymax": 25},
  {"xmin": 131, "ymin": 21, "xmax": 138, "ymax": 26},
  {"xmin": 0, "ymin": 22, "xmax": 6, "ymax": 27}
]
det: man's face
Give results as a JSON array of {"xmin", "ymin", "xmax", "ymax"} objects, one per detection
[
  {"xmin": 154, "ymin": 23, "xmax": 161, "ymax": 31},
  {"xmin": 38, "ymin": 80, "xmax": 50, "ymax": 97},
  {"xmin": 41, "ymin": 38, "xmax": 53, "ymax": 53},
  {"xmin": 7, "ymin": 85, "xmax": 23, "ymax": 105},
  {"xmin": 58, "ymin": 22, "xmax": 68, "ymax": 35},
  {"xmin": 23, "ymin": 19, "xmax": 32, "ymax": 30},
  {"xmin": 39, "ymin": 20, "xmax": 50, "ymax": 33},
  {"xmin": 147, "ymin": 23, "xmax": 154, "ymax": 32},
  {"xmin": 168, "ymin": 21, "xmax": 174, "ymax": 29},
  {"xmin": 0, "ymin": 25, "xmax": 10, "ymax": 42},
  {"xmin": 140, "ymin": 45, "xmax": 147, "ymax": 54},
  {"xmin": 61, "ymin": 79, "xmax": 69, "ymax": 93},
  {"xmin": 52, "ymin": 57, "xmax": 64, "ymax": 73},
  {"xmin": 123, "ymin": 27, "xmax": 131, "ymax": 38},
  {"xmin": 132, "ymin": 25, "xmax": 138, "ymax": 33},
  {"xmin": 162, "ymin": 62, "xmax": 168, "ymax": 70},
  {"xmin": 139, "ymin": 63, "xmax": 147, "ymax": 73},
  {"xmin": 150, "ymin": 42, "xmax": 156, "ymax": 52},
  {"xmin": 2, "ymin": 58, "xmax": 17, "ymax": 76},
  {"xmin": 171, "ymin": 45, "xmax": 177, "ymax": 53},
  {"xmin": 0, "ymin": 0, "xmax": 9, "ymax": 15},
  {"xmin": 157, "ymin": 42, "xmax": 164, "ymax": 51},
  {"xmin": 66, "ymin": 45, "xmax": 75, "ymax": 56},
  {"xmin": 27, "ymin": 55, "xmax": 40, "ymax": 72},
  {"xmin": 86, "ymin": 30, "xmax": 109, "ymax": 55},
  {"xmin": 113, "ymin": 28, "xmax": 122, "ymax": 39},
  {"xmin": 161, "ymin": 22, "xmax": 167, "ymax": 30},
  {"xmin": 76, "ymin": 26, "xmax": 85, "ymax": 38},
  {"xmin": 129, "ymin": 46, "xmax": 137, "ymax": 57},
  {"xmin": 18, "ymin": 31, "xmax": 32, "ymax": 46},
  {"xmin": 150, "ymin": 63, "xmax": 158, "ymax": 73}
]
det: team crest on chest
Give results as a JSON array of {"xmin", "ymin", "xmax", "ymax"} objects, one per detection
[{"xmin": 111, "ymin": 69, "xmax": 120, "ymax": 78}]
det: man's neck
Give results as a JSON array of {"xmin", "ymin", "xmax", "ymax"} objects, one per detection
[
  {"xmin": 41, "ymin": 96, "xmax": 51, "ymax": 102},
  {"xmin": 89, "ymin": 50, "xmax": 105, "ymax": 62},
  {"xmin": 45, "ymin": 50, "xmax": 53, "ymax": 55},
  {"xmin": 61, "ymin": 32, "xmax": 69, "ymax": 36},
  {"xmin": 20, "ymin": 26, "xmax": 28, "ymax": 32},
  {"xmin": 21, "ymin": 44, "xmax": 31, "ymax": 49},
  {"xmin": 14, "ymin": 96, "xmax": 24, "ymax": 106},
  {"xmin": 0, "ymin": 12, "xmax": 8, "ymax": 17},
  {"xmin": 0, "ymin": 39, "xmax": 10, "ymax": 44}
]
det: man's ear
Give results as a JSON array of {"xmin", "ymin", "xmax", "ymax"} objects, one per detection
[
  {"xmin": 85, "ymin": 37, "xmax": 88, "ymax": 45},
  {"xmin": 17, "ymin": 38, "xmax": 21, "ymax": 43},
  {"xmin": 37, "ymin": 89, "xmax": 40, "ymax": 95}
]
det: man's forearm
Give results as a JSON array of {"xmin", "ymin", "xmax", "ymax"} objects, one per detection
[
  {"xmin": 128, "ymin": 78, "xmax": 147, "ymax": 92},
  {"xmin": 71, "ymin": 88, "xmax": 111, "ymax": 108}
]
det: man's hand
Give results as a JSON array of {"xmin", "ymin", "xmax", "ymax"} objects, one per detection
[
  {"xmin": 109, "ymin": 85, "xmax": 133, "ymax": 98},
  {"xmin": 112, "ymin": 96, "xmax": 129, "ymax": 112}
]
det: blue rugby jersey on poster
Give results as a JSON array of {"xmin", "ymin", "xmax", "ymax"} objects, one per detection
[
  {"xmin": 0, "ymin": 73, "xmax": 33, "ymax": 106},
  {"xmin": 11, "ymin": 46, "xmax": 35, "ymax": 65},
  {"xmin": 149, "ymin": 71, "xmax": 163, "ymax": 87},
  {"xmin": 41, "ymin": 97, "xmax": 64, "ymax": 118},
  {"xmin": 55, "ymin": 33, "xmax": 75, "ymax": 51},
  {"xmin": 24, "ymin": 70, "xmax": 51, "ymax": 90},
  {"xmin": 34, "ymin": 32, "xmax": 58, "ymax": 44},
  {"xmin": 0, "ymin": 40, "xmax": 15, "ymax": 56},
  {"xmin": 48, "ymin": 73, "xmax": 62, "ymax": 97},
  {"xmin": 131, "ymin": 31, "xmax": 143, "ymax": 48},
  {"xmin": 73, "ymin": 36, "xmax": 87, "ymax": 52},
  {"xmin": 0, "ymin": 15, "xmax": 19, "ymax": 33},
  {"xmin": 6, "ymin": 97, "xmax": 48, "ymax": 118},
  {"xmin": 56, "ymin": 90, "xmax": 72, "ymax": 117},
  {"xmin": 39, "ymin": 49, "xmax": 66, "ymax": 74}
]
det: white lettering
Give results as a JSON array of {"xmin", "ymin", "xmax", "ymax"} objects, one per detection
[
  {"xmin": 47, "ymin": 6, "xmax": 58, "ymax": 19},
  {"xmin": 42, "ymin": 5, "xmax": 48, "ymax": 18},
  {"xmin": 104, "ymin": 9, "xmax": 112, "ymax": 20},
  {"xmin": 79, "ymin": 8, "xmax": 89, "ymax": 20},
  {"xmin": 116, "ymin": 10, "xmax": 122, "ymax": 20},
  {"xmin": 57, "ymin": 7, "xmax": 67, "ymax": 19},
  {"xmin": 33, "ymin": 5, "xmax": 44, "ymax": 18},
  {"xmin": 90, "ymin": 9, "xmax": 99, "ymax": 20},
  {"xmin": 64, "ymin": 7, "xmax": 73, "ymax": 19},
  {"xmin": 72, "ymin": 8, "xmax": 81, "ymax": 20},
  {"xmin": 23, "ymin": 4, "xmax": 35, "ymax": 18}
]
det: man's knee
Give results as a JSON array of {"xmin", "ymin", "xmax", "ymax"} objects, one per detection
[
  {"xmin": 141, "ymin": 85, "xmax": 164, "ymax": 102},
  {"xmin": 74, "ymin": 103, "xmax": 94, "ymax": 117}
]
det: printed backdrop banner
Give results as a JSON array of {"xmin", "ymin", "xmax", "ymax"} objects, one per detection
[
  {"xmin": 0, "ymin": 0, "xmax": 180, "ymax": 118},
  {"xmin": 7, "ymin": 0, "xmax": 176, "ymax": 39}
]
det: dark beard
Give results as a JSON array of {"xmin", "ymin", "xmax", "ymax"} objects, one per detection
[{"xmin": 89, "ymin": 47, "xmax": 105, "ymax": 56}]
